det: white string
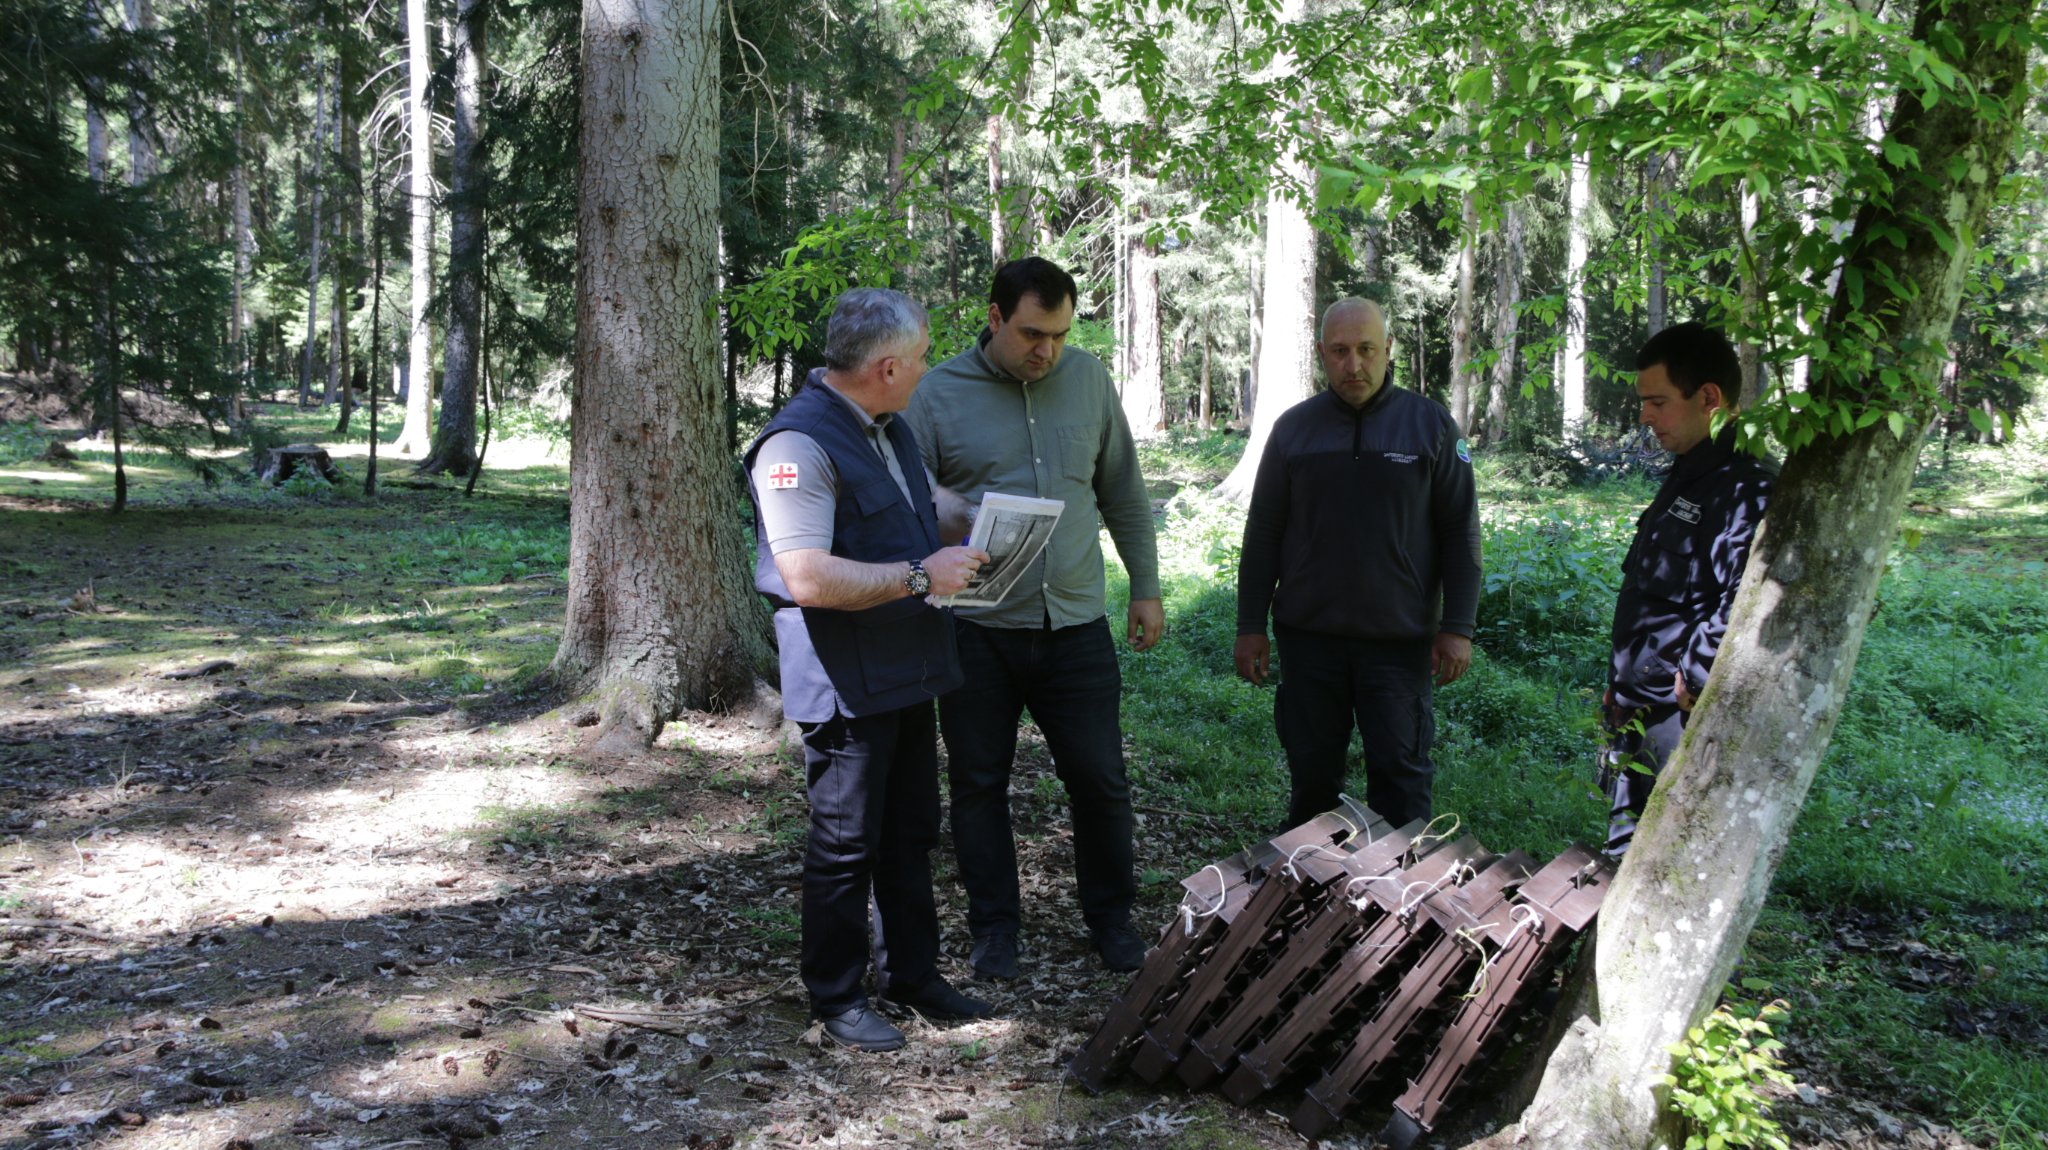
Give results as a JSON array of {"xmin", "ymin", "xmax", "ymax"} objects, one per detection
[
  {"xmin": 1456, "ymin": 925, "xmax": 1497, "ymax": 1000},
  {"xmin": 1502, "ymin": 904, "xmax": 1545, "ymax": 949},
  {"xmin": 1180, "ymin": 864, "xmax": 1229, "ymax": 937},
  {"xmin": 1342, "ymin": 871, "xmax": 1401, "ymax": 912},
  {"xmin": 1458, "ymin": 906, "xmax": 1546, "ymax": 1002},
  {"xmin": 1396, "ymin": 859, "xmax": 1475, "ymax": 919},
  {"xmin": 1331, "ymin": 811, "xmax": 1367, "ymax": 847},
  {"xmin": 1408, "ymin": 812, "xmax": 1462, "ymax": 855},
  {"xmin": 1281, "ymin": 840, "xmax": 1351, "ymax": 883}
]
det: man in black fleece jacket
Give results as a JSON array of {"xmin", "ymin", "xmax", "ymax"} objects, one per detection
[
  {"xmin": 1234, "ymin": 298, "xmax": 1482, "ymax": 829},
  {"xmin": 1603, "ymin": 322, "xmax": 1773, "ymax": 855}
]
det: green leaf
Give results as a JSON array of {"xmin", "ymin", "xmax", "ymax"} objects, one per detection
[
  {"xmin": 1886, "ymin": 411, "xmax": 1905, "ymax": 439},
  {"xmin": 1456, "ymin": 66, "xmax": 1492, "ymax": 107}
]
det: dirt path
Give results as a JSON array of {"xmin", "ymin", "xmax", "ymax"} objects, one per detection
[{"xmin": 0, "ymin": 490, "xmax": 1996, "ymax": 1150}]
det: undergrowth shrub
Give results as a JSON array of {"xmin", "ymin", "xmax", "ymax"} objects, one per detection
[
  {"xmin": 1476, "ymin": 510, "xmax": 1631, "ymax": 663},
  {"xmin": 1663, "ymin": 995, "xmax": 1795, "ymax": 1150}
]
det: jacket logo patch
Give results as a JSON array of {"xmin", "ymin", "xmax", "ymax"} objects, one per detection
[
  {"xmin": 1382, "ymin": 452, "xmax": 1419, "ymax": 464},
  {"xmin": 1669, "ymin": 497, "xmax": 1701, "ymax": 524},
  {"xmin": 767, "ymin": 462, "xmax": 800, "ymax": 490},
  {"xmin": 1456, "ymin": 438, "xmax": 1471, "ymax": 464}
]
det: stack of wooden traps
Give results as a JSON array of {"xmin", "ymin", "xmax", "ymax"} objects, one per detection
[{"xmin": 1069, "ymin": 797, "xmax": 1614, "ymax": 1147}]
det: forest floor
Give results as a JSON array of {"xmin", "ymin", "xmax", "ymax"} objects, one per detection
[{"xmin": 0, "ymin": 408, "xmax": 2032, "ymax": 1150}]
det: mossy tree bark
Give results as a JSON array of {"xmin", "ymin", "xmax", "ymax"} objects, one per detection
[
  {"xmin": 553, "ymin": 0, "xmax": 770, "ymax": 754},
  {"xmin": 1491, "ymin": 0, "xmax": 2036, "ymax": 1145}
]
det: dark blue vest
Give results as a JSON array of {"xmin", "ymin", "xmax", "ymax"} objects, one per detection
[{"xmin": 744, "ymin": 378, "xmax": 962, "ymax": 722}]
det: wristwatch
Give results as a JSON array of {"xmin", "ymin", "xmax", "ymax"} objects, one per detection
[{"xmin": 904, "ymin": 560, "xmax": 932, "ymax": 598}]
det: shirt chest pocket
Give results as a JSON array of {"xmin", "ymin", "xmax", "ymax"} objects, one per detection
[
  {"xmin": 851, "ymin": 473, "xmax": 911, "ymax": 514},
  {"xmin": 1054, "ymin": 424, "xmax": 1099, "ymax": 486},
  {"xmin": 1640, "ymin": 519, "xmax": 1696, "ymax": 601}
]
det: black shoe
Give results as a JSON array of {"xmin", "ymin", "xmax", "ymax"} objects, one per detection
[
  {"xmin": 879, "ymin": 977, "xmax": 995, "ymax": 1022},
  {"xmin": 971, "ymin": 932, "xmax": 1020, "ymax": 981},
  {"xmin": 815, "ymin": 1004, "xmax": 905, "ymax": 1052},
  {"xmin": 1092, "ymin": 922, "xmax": 1148, "ymax": 972}
]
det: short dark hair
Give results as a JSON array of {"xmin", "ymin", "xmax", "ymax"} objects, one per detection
[
  {"xmin": 989, "ymin": 257, "xmax": 1079, "ymax": 320},
  {"xmin": 1636, "ymin": 321, "xmax": 1742, "ymax": 405}
]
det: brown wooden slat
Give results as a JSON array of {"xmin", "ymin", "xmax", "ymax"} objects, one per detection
[
  {"xmin": 1178, "ymin": 823, "xmax": 1438, "ymax": 1088},
  {"xmin": 1126, "ymin": 810, "xmax": 1371, "ymax": 1082}
]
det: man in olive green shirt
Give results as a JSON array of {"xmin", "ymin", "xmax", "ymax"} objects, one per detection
[{"xmin": 902, "ymin": 257, "xmax": 1163, "ymax": 978}]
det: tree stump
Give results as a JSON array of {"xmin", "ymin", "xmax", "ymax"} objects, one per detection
[{"xmin": 261, "ymin": 444, "xmax": 341, "ymax": 485}]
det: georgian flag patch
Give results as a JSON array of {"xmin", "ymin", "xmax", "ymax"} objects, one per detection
[{"xmin": 767, "ymin": 462, "xmax": 800, "ymax": 490}]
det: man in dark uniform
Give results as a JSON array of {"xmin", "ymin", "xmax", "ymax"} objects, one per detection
[
  {"xmin": 1604, "ymin": 321, "xmax": 1775, "ymax": 855},
  {"xmin": 1234, "ymin": 297, "xmax": 1482, "ymax": 829},
  {"xmin": 745, "ymin": 288, "xmax": 994, "ymax": 1052}
]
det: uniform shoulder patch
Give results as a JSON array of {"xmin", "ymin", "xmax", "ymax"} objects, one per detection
[
  {"xmin": 1455, "ymin": 438, "xmax": 1472, "ymax": 464},
  {"xmin": 767, "ymin": 462, "xmax": 800, "ymax": 490}
]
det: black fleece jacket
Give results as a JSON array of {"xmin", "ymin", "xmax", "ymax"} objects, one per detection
[
  {"xmin": 1609, "ymin": 425, "xmax": 1774, "ymax": 711},
  {"xmin": 1236, "ymin": 386, "xmax": 1481, "ymax": 643}
]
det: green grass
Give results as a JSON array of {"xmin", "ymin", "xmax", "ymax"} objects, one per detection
[
  {"xmin": 1112, "ymin": 426, "xmax": 2048, "ymax": 1146},
  {"xmin": 4, "ymin": 396, "xmax": 2042, "ymax": 1143}
]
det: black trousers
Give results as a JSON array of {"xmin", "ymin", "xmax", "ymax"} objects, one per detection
[
  {"xmin": 1602, "ymin": 704, "xmax": 1685, "ymax": 856},
  {"xmin": 797, "ymin": 702, "xmax": 943, "ymax": 1014},
  {"xmin": 940, "ymin": 617, "xmax": 1136, "ymax": 940},
  {"xmin": 1274, "ymin": 627, "xmax": 1437, "ymax": 829}
]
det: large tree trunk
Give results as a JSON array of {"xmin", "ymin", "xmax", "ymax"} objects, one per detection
[
  {"xmin": 1447, "ymin": 190, "xmax": 1479, "ymax": 433},
  {"xmin": 1737, "ymin": 187, "xmax": 1761, "ymax": 401},
  {"xmin": 1562, "ymin": 150, "xmax": 1590, "ymax": 433},
  {"xmin": 393, "ymin": 0, "xmax": 435, "ymax": 456},
  {"xmin": 421, "ymin": 0, "xmax": 486, "ymax": 476},
  {"xmin": 555, "ymin": 0, "xmax": 770, "ymax": 752},
  {"xmin": 1499, "ymin": 2, "xmax": 2032, "ymax": 1145},
  {"xmin": 123, "ymin": 0, "xmax": 156, "ymax": 184},
  {"xmin": 1215, "ymin": 13, "xmax": 1314, "ymax": 507},
  {"xmin": 300, "ymin": 66, "xmax": 326, "ymax": 409},
  {"xmin": 1484, "ymin": 197, "xmax": 1524, "ymax": 444},
  {"xmin": 986, "ymin": 111, "xmax": 1005, "ymax": 265},
  {"xmin": 1123, "ymin": 216, "xmax": 1165, "ymax": 437},
  {"xmin": 1644, "ymin": 151, "xmax": 1670, "ymax": 337},
  {"xmin": 325, "ymin": 86, "xmax": 347, "ymax": 409},
  {"xmin": 367, "ymin": 186, "xmax": 385, "ymax": 495},
  {"xmin": 85, "ymin": 45, "xmax": 119, "ymax": 500}
]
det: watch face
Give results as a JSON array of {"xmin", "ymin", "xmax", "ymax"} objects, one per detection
[{"xmin": 907, "ymin": 566, "xmax": 931, "ymax": 596}]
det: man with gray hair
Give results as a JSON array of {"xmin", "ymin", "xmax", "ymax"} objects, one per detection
[
  {"xmin": 1234, "ymin": 297, "xmax": 1481, "ymax": 830},
  {"xmin": 745, "ymin": 287, "xmax": 993, "ymax": 1052}
]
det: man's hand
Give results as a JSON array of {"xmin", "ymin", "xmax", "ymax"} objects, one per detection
[
  {"xmin": 922, "ymin": 546, "xmax": 989, "ymax": 597},
  {"xmin": 1127, "ymin": 597, "xmax": 1165, "ymax": 652},
  {"xmin": 933, "ymin": 484, "xmax": 976, "ymax": 546},
  {"xmin": 1431, "ymin": 632, "xmax": 1473, "ymax": 687},
  {"xmin": 1233, "ymin": 633, "xmax": 1271, "ymax": 685},
  {"xmin": 1674, "ymin": 669, "xmax": 1697, "ymax": 713}
]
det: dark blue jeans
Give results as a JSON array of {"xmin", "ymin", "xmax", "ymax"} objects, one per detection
[
  {"xmin": 1274, "ymin": 627, "xmax": 1436, "ymax": 828},
  {"xmin": 797, "ymin": 702, "xmax": 943, "ymax": 1014},
  {"xmin": 1602, "ymin": 704, "xmax": 1684, "ymax": 856},
  {"xmin": 941, "ymin": 617, "xmax": 1136, "ymax": 940}
]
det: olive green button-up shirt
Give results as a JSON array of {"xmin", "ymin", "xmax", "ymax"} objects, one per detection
[{"xmin": 903, "ymin": 336, "xmax": 1161, "ymax": 630}]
